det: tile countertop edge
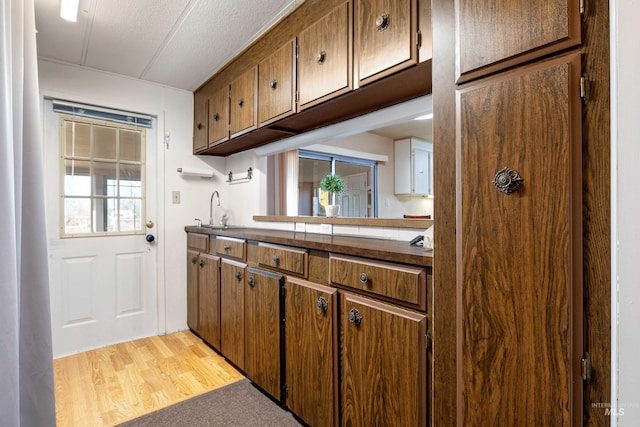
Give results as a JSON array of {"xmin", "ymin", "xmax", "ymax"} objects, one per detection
[{"xmin": 184, "ymin": 226, "xmax": 433, "ymax": 267}]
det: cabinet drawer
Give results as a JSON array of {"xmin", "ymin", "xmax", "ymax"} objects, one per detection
[
  {"xmin": 215, "ymin": 236, "xmax": 247, "ymax": 261},
  {"xmin": 258, "ymin": 243, "xmax": 308, "ymax": 277},
  {"xmin": 329, "ymin": 254, "xmax": 426, "ymax": 308},
  {"xmin": 187, "ymin": 233, "xmax": 209, "ymax": 252}
]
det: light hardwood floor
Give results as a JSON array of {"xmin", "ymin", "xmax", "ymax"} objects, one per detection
[{"xmin": 53, "ymin": 331, "xmax": 244, "ymax": 426}]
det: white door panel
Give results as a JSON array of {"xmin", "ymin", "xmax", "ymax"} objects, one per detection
[{"xmin": 44, "ymin": 100, "xmax": 158, "ymax": 357}]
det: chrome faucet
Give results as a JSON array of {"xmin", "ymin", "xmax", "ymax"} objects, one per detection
[{"xmin": 209, "ymin": 190, "xmax": 220, "ymax": 225}]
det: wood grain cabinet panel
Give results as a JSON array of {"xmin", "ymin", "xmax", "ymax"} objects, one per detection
[
  {"xmin": 330, "ymin": 253, "xmax": 426, "ymax": 309},
  {"xmin": 208, "ymin": 86, "xmax": 229, "ymax": 146},
  {"xmin": 298, "ymin": 2, "xmax": 352, "ymax": 109},
  {"xmin": 285, "ymin": 277, "xmax": 338, "ymax": 427},
  {"xmin": 456, "ymin": 52, "xmax": 583, "ymax": 425},
  {"xmin": 193, "ymin": 92, "xmax": 208, "ymax": 152},
  {"xmin": 220, "ymin": 259, "xmax": 247, "ymax": 370},
  {"xmin": 258, "ymin": 242, "xmax": 308, "ymax": 277},
  {"xmin": 355, "ymin": 0, "xmax": 417, "ymax": 86},
  {"xmin": 340, "ymin": 292, "xmax": 427, "ymax": 426},
  {"xmin": 229, "ymin": 66, "xmax": 257, "ymax": 138},
  {"xmin": 455, "ymin": 0, "xmax": 581, "ymax": 82},
  {"xmin": 186, "ymin": 249, "xmax": 199, "ymax": 332},
  {"xmin": 245, "ymin": 268, "xmax": 284, "ymax": 400},
  {"xmin": 198, "ymin": 253, "xmax": 220, "ymax": 350},
  {"xmin": 215, "ymin": 236, "xmax": 247, "ymax": 261},
  {"xmin": 258, "ymin": 40, "xmax": 296, "ymax": 126}
]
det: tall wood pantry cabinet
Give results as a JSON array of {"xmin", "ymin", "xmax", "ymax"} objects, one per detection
[{"xmin": 433, "ymin": 0, "xmax": 610, "ymax": 425}]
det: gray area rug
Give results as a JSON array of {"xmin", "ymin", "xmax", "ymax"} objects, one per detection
[{"xmin": 116, "ymin": 379, "xmax": 302, "ymax": 427}]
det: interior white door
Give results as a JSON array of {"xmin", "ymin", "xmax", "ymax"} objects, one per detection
[
  {"xmin": 43, "ymin": 100, "xmax": 158, "ymax": 357},
  {"xmin": 340, "ymin": 172, "xmax": 368, "ymax": 217}
]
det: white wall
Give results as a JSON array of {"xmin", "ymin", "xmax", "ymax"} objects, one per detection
[
  {"xmin": 38, "ymin": 59, "xmax": 226, "ymax": 334},
  {"xmin": 614, "ymin": 0, "xmax": 640, "ymax": 423}
]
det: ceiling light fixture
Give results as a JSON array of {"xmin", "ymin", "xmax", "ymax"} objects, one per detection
[
  {"xmin": 413, "ymin": 114, "xmax": 433, "ymax": 121},
  {"xmin": 60, "ymin": 0, "xmax": 80, "ymax": 22}
]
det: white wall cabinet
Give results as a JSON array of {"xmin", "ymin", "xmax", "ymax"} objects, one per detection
[{"xmin": 394, "ymin": 137, "xmax": 433, "ymax": 196}]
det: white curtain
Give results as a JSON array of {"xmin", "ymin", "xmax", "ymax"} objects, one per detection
[{"xmin": 0, "ymin": 0, "xmax": 56, "ymax": 425}]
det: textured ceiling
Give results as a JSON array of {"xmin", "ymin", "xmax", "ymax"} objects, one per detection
[{"xmin": 35, "ymin": 0, "xmax": 305, "ymax": 91}]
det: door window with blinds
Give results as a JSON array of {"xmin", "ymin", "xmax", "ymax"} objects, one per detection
[{"xmin": 61, "ymin": 116, "xmax": 146, "ymax": 237}]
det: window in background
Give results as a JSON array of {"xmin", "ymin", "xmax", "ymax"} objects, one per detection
[
  {"xmin": 298, "ymin": 150, "xmax": 377, "ymax": 217},
  {"xmin": 61, "ymin": 117, "xmax": 145, "ymax": 236}
]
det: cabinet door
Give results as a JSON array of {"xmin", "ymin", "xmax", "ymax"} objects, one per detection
[
  {"xmin": 456, "ymin": 53, "xmax": 583, "ymax": 425},
  {"xmin": 298, "ymin": 2, "xmax": 352, "ymax": 109},
  {"xmin": 245, "ymin": 268, "xmax": 284, "ymax": 400},
  {"xmin": 285, "ymin": 278, "xmax": 338, "ymax": 427},
  {"xmin": 258, "ymin": 40, "xmax": 296, "ymax": 126},
  {"xmin": 341, "ymin": 292, "xmax": 427, "ymax": 426},
  {"xmin": 186, "ymin": 250, "xmax": 200, "ymax": 332},
  {"xmin": 193, "ymin": 93, "xmax": 208, "ymax": 152},
  {"xmin": 220, "ymin": 259, "xmax": 246, "ymax": 370},
  {"xmin": 198, "ymin": 253, "xmax": 220, "ymax": 350},
  {"xmin": 208, "ymin": 86, "xmax": 229, "ymax": 146},
  {"xmin": 229, "ymin": 67, "xmax": 257, "ymax": 138},
  {"xmin": 355, "ymin": 0, "xmax": 417, "ymax": 86},
  {"xmin": 456, "ymin": 0, "xmax": 581, "ymax": 82}
]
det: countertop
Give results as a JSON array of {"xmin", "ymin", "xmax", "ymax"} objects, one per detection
[{"xmin": 184, "ymin": 226, "xmax": 432, "ymax": 267}]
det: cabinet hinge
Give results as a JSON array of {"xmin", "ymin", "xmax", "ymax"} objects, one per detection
[
  {"xmin": 580, "ymin": 76, "xmax": 588, "ymax": 102},
  {"xmin": 295, "ymin": 90, "xmax": 299, "ymax": 103},
  {"xmin": 425, "ymin": 331, "xmax": 431, "ymax": 351},
  {"xmin": 579, "ymin": 0, "xmax": 585, "ymax": 18},
  {"xmin": 295, "ymin": 44, "xmax": 299, "ymax": 59},
  {"xmin": 416, "ymin": 30, "xmax": 422, "ymax": 48},
  {"xmin": 282, "ymin": 384, "xmax": 289, "ymax": 399},
  {"xmin": 282, "ymin": 285, "xmax": 287, "ymax": 297},
  {"xmin": 581, "ymin": 352, "xmax": 592, "ymax": 382}
]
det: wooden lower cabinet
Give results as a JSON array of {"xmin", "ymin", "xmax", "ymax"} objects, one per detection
[
  {"xmin": 245, "ymin": 268, "xmax": 284, "ymax": 400},
  {"xmin": 340, "ymin": 291, "xmax": 427, "ymax": 426},
  {"xmin": 186, "ymin": 249, "xmax": 200, "ymax": 332},
  {"xmin": 285, "ymin": 277, "xmax": 338, "ymax": 427},
  {"xmin": 186, "ymin": 249, "xmax": 221, "ymax": 350},
  {"xmin": 220, "ymin": 258, "xmax": 247, "ymax": 370}
]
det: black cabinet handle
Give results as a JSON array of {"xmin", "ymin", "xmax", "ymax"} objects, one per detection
[
  {"xmin": 199, "ymin": 260, "xmax": 205, "ymax": 268},
  {"xmin": 235, "ymin": 271, "xmax": 242, "ymax": 281},
  {"xmin": 238, "ymin": 98, "xmax": 244, "ymax": 107},
  {"xmin": 316, "ymin": 296, "xmax": 328, "ymax": 313},
  {"xmin": 348, "ymin": 308, "xmax": 363, "ymax": 325},
  {"xmin": 248, "ymin": 276, "xmax": 256, "ymax": 287},
  {"xmin": 316, "ymin": 51, "xmax": 326, "ymax": 64},
  {"xmin": 213, "ymin": 113, "xmax": 220, "ymax": 121},
  {"xmin": 269, "ymin": 80, "xmax": 278, "ymax": 90},
  {"xmin": 359, "ymin": 273, "xmax": 368, "ymax": 284},
  {"xmin": 191, "ymin": 257, "xmax": 197, "ymax": 264},
  {"xmin": 492, "ymin": 167, "xmax": 524, "ymax": 195},
  {"xmin": 375, "ymin": 13, "xmax": 390, "ymax": 31}
]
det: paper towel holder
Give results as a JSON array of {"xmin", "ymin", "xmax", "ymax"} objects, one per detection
[{"xmin": 177, "ymin": 167, "xmax": 213, "ymax": 179}]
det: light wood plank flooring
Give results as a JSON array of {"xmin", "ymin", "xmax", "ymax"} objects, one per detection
[{"xmin": 53, "ymin": 331, "xmax": 244, "ymax": 426}]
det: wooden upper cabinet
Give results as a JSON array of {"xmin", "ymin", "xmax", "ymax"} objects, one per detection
[
  {"xmin": 455, "ymin": 0, "xmax": 581, "ymax": 82},
  {"xmin": 418, "ymin": 0, "xmax": 432, "ymax": 63},
  {"xmin": 258, "ymin": 40, "xmax": 296, "ymax": 126},
  {"xmin": 355, "ymin": 0, "xmax": 418, "ymax": 86},
  {"xmin": 193, "ymin": 92, "xmax": 208, "ymax": 152},
  {"xmin": 456, "ymin": 53, "xmax": 583, "ymax": 425},
  {"xmin": 229, "ymin": 66, "xmax": 257, "ymax": 138},
  {"xmin": 208, "ymin": 86, "xmax": 229, "ymax": 146},
  {"xmin": 298, "ymin": 2, "xmax": 352, "ymax": 109}
]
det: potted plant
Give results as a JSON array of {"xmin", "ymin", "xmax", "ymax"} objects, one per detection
[{"xmin": 320, "ymin": 174, "xmax": 345, "ymax": 217}]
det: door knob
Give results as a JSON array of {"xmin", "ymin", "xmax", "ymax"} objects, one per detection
[
  {"xmin": 145, "ymin": 234, "xmax": 155, "ymax": 243},
  {"xmin": 146, "ymin": 220, "xmax": 154, "ymax": 228}
]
